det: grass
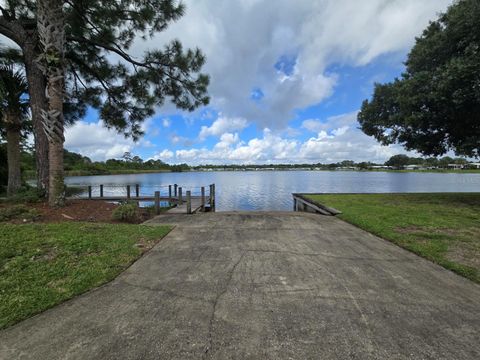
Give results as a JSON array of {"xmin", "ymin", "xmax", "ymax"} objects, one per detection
[
  {"xmin": 305, "ymin": 193, "xmax": 480, "ymax": 283},
  {"xmin": 0, "ymin": 222, "xmax": 171, "ymax": 329}
]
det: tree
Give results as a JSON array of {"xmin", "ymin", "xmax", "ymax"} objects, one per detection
[
  {"xmin": 0, "ymin": 1, "xmax": 209, "ymax": 201},
  {"xmin": 122, "ymin": 151, "xmax": 133, "ymax": 162},
  {"xmin": 36, "ymin": 0, "xmax": 66, "ymax": 206},
  {"xmin": 0, "ymin": 144, "xmax": 7, "ymax": 191},
  {"xmin": 0, "ymin": 65, "xmax": 29, "ymax": 196},
  {"xmin": 385, "ymin": 154, "xmax": 410, "ymax": 169},
  {"xmin": 358, "ymin": 0, "xmax": 480, "ymax": 158},
  {"xmin": 438, "ymin": 156, "xmax": 453, "ymax": 168}
]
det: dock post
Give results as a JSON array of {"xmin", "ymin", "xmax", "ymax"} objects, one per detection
[
  {"xmin": 154, "ymin": 191, "xmax": 160, "ymax": 215},
  {"xmin": 135, "ymin": 184, "xmax": 140, "ymax": 197},
  {"xmin": 168, "ymin": 185, "xmax": 172, "ymax": 205},
  {"xmin": 201, "ymin": 186, "xmax": 205, "ymax": 211},
  {"xmin": 186, "ymin": 191, "xmax": 191, "ymax": 214},
  {"xmin": 174, "ymin": 184, "xmax": 178, "ymax": 197},
  {"xmin": 209, "ymin": 184, "xmax": 213, "ymax": 209},
  {"xmin": 100, "ymin": 184, "xmax": 103, "ymax": 198},
  {"xmin": 178, "ymin": 187, "xmax": 183, "ymax": 205},
  {"xmin": 88, "ymin": 186, "xmax": 92, "ymax": 199},
  {"xmin": 126, "ymin": 185, "xmax": 131, "ymax": 199},
  {"xmin": 212, "ymin": 184, "xmax": 216, "ymax": 212},
  {"xmin": 293, "ymin": 197, "xmax": 297, "ymax": 211}
]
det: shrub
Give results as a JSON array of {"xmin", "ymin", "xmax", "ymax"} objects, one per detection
[
  {"xmin": 3, "ymin": 186, "xmax": 43, "ymax": 204},
  {"xmin": 112, "ymin": 203, "xmax": 138, "ymax": 222},
  {"xmin": 0, "ymin": 205, "xmax": 40, "ymax": 222}
]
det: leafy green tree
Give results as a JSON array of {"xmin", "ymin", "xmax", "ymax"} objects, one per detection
[
  {"xmin": 0, "ymin": 0, "xmax": 209, "ymax": 199},
  {"xmin": 0, "ymin": 65, "xmax": 30, "ymax": 196},
  {"xmin": 385, "ymin": 154, "xmax": 410, "ymax": 169},
  {"xmin": 438, "ymin": 156, "xmax": 454, "ymax": 168},
  {"xmin": 358, "ymin": 0, "xmax": 480, "ymax": 158}
]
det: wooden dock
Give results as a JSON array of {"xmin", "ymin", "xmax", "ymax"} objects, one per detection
[{"xmin": 67, "ymin": 183, "xmax": 216, "ymax": 215}]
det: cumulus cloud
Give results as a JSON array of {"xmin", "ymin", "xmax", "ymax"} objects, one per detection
[
  {"xmin": 134, "ymin": 0, "xmax": 451, "ymax": 128},
  {"xmin": 167, "ymin": 112, "xmax": 415, "ymax": 165},
  {"xmin": 64, "ymin": 121, "xmax": 135, "ymax": 161},
  {"xmin": 151, "ymin": 149, "xmax": 174, "ymax": 160},
  {"xmin": 198, "ymin": 116, "xmax": 248, "ymax": 140}
]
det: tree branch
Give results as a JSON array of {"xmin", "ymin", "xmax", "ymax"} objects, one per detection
[{"xmin": 0, "ymin": 16, "xmax": 24, "ymax": 46}]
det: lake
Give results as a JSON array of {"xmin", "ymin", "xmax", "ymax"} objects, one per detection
[{"xmin": 65, "ymin": 171, "xmax": 480, "ymax": 211}]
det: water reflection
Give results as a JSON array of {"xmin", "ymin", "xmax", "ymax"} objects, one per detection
[{"xmin": 66, "ymin": 171, "xmax": 480, "ymax": 211}]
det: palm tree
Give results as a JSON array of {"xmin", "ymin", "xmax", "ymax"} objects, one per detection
[{"xmin": 0, "ymin": 66, "xmax": 29, "ymax": 197}]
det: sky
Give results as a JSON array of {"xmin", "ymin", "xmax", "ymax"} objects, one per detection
[{"xmin": 63, "ymin": 0, "xmax": 453, "ymax": 165}]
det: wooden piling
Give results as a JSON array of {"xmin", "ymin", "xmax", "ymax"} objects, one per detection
[
  {"xmin": 168, "ymin": 185, "xmax": 172, "ymax": 204},
  {"xmin": 201, "ymin": 186, "xmax": 205, "ymax": 211},
  {"xmin": 208, "ymin": 184, "xmax": 213, "ymax": 211},
  {"xmin": 126, "ymin": 185, "xmax": 131, "ymax": 199},
  {"xmin": 155, "ymin": 191, "xmax": 160, "ymax": 215},
  {"xmin": 210, "ymin": 184, "xmax": 216, "ymax": 212},
  {"xmin": 88, "ymin": 186, "xmax": 92, "ymax": 199},
  {"xmin": 186, "ymin": 191, "xmax": 191, "ymax": 214},
  {"xmin": 174, "ymin": 184, "xmax": 178, "ymax": 197},
  {"xmin": 178, "ymin": 187, "xmax": 183, "ymax": 205},
  {"xmin": 100, "ymin": 184, "xmax": 103, "ymax": 198},
  {"xmin": 135, "ymin": 184, "xmax": 140, "ymax": 197}
]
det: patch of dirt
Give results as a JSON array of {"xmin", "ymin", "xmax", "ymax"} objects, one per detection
[
  {"xmin": 395, "ymin": 225, "xmax": 425, "ymax": 234},
  {"xmin": 395, "ymin": 226, "xmax": 462, "ymax": 236},
  {"xmin": 1, "ymin": 200, "xmax": 154, "ymax": 224},
  {"xmin": 446, "ymin": 244, "xmax": 480, "ymax": 270}
]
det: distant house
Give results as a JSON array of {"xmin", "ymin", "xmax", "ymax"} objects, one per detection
[
  {"xmin": 448, "ymin": 164, "xmax": 464, "ymax": 170},
  {"xmin": 404, "ymin": 165, "xmax": 425, "ymax": 170},
  {"xmin": 468, "ymin": 163, "xmax": 480, "ymax": 169}
]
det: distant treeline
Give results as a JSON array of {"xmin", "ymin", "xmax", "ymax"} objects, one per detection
[
  {"xmin": 192, "ymin": 155, "xmax": 475, "ymax": 171},
  {"xmin": 16, "ymin": 149, "xmax": 190, "ymax": 179},
  {"xmin": 1, "ymin": 145, "xmax": 476, "ymax": 189}
]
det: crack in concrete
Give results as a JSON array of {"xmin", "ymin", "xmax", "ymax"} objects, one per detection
[
  {"xmin": 202, "ymin": 251, "xmax": 245, "ymax": 359},
  {"xmin": 243, "ymin": 248, "xmax": 411, "ymax": 262},
  {"xmin": 119, "ymin": 280, "xmax": 212, "ymax": 304}
]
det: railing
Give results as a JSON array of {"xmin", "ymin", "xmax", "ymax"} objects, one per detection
[{"xmin": 67, "ymin": 183, "xmax": 216, "ymax": 214}]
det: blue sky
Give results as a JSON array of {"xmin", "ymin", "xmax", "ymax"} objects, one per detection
[{"xmin": 64, "ymin": 0, "xmax": 453, "ymax": 164}]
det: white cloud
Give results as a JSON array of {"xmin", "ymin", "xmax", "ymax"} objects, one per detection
[
  {"xmin": 64, "ymin": 121, "xmax": 135, "ymax": 161},
  {"xmin": 165, "ymin": 111, "xmax": 418, "ymax": 165},
  {"xmin": 198, "ymin": 116, "xmax": 248, "ymax": 140},
  {"xmin": 301, "ymin": 119, "xmax": 323, "ymax": 133},
  {"xmin": 133, "ymin": 0, "xmax": 451, "ymax": 128},
  {"xmin": 151, "ymin": 149, "xmax": 174, "ymax": 160},
  {"xmin": 162, "ymin": 118, "xmax": 171, "ymax": 128}
]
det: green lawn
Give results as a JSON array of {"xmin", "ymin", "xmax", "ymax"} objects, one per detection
[
  {"xmin": 0, "ymin": 223, "xmax": 171, "ymax": 329},
  {"xmin": 305, "ymin": 193, "xmax": 480, "ymax": 283}
]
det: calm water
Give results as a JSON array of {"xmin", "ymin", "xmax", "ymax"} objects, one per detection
[{"xmin": 66, "ymin": 171, "xmax": 480, "ymax": 211}]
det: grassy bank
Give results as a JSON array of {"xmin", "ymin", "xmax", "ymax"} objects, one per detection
[
  {"xmin": 305, "ymin": 193, "xmax": 480, "ymax": 283},
  {"xmin": 0, "ymin": 223, "xmax": 171, "ymax": 329}
]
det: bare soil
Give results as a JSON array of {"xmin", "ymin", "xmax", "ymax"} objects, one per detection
[{"xmin": 1, "ymin": 200, "xmax": 154, "ymax": 224}]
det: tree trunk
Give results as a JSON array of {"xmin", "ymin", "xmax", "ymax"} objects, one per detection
[
  {"xmin": 5, "ymin": 113, "xmax": 22, "ymax": 197},
  {"xmin": 24, "ymin": 44, "xmax": 49, "ymax": 196},
  {"xmin": 37, "ymin": 0, "xmax": 66, "ymax": 206},
  {"xmin": 47, "ymin": 75, "xmax": 65, "ymax": 206}
]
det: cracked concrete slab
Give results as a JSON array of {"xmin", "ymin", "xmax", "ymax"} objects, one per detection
[{"xmin": 1, "ymin": 212, "xmax": 479, "ymax": 359}]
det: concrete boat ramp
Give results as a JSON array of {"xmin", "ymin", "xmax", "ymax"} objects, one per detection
[{"xmin": 1, "ymin": 212, "xmax": 479, "ymax": 359}]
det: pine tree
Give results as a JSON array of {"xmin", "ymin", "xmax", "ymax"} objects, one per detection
[{"xmin": 0, "ymin": 1, "xmax": 209, "ymax": 203}]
